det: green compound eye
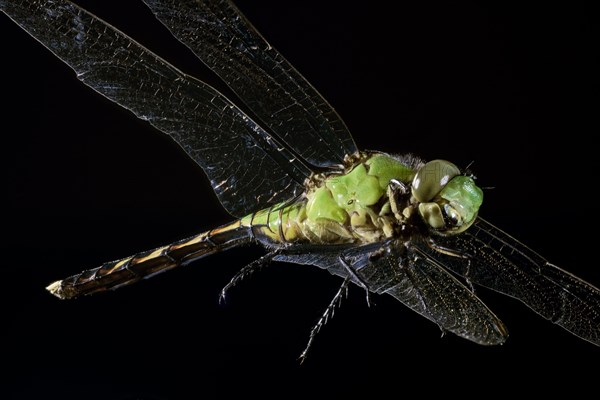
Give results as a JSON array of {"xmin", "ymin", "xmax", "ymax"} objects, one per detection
[
  {"xmin": 417, "ymin": 175, "xmax": 484, "ymax": 234},
  {"xmin": 411, "ymin": 160, "xmax": 460, "ymax": 202},
  {"xmin": 439, "ymin": 175, "xmax": 483, "ymax": 233}
]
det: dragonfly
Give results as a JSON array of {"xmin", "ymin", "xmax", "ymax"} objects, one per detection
[{"xmin": 2, "ymin": 0, "xmax": 599, "ymax": 359}]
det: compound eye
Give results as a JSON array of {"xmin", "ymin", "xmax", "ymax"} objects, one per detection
[{"xmin": 411, "ymin": 160, "xmax": 460, "ymax": 203}]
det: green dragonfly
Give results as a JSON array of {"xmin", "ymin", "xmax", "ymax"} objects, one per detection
[{"xmin": 2, "ymin": 0, "xmax": 599, "ymax": 359}]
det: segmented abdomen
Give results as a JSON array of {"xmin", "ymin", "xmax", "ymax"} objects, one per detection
[{"xmin": 47, "ymin": 221, "xmax": 252, "ymax": 299}]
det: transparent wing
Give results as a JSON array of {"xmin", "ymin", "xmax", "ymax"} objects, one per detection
[
  {"xmin": 275, "ymin": 241, "xmax": 508, "ymax": 345},
  {"xmin": 420, "ymin": 218, "xmax": 600, "ymax": 346},
  {"xmin": 1, "ymin": 0, "xmax": 314, "ymax": 217},
  {"xmin": 142, "ymin": 0, "xmax": 358, "ymax": 169}
]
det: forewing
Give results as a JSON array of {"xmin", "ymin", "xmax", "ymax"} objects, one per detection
[
  {"xmin": 1, "ymin": 0, "xmax": 313, "ymax": 217},
  {"xmin": 275, "ymin": 241, "xmax": 508, "ymax": 345},
  {"xmin": 142, "ymin": 0, "xmax": 358, "ymax": 168},
  {"xmin": 420, "ymin": 218, "xmax": 600, "ymax": 346}
]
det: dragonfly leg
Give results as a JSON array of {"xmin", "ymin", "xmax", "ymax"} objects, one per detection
[
  {"xmin": 338, "ymin": 253, "xmax": 372, "ymax": 307},
  {"xmin": 426, "ymin": 239, "xmax": 475, "ymax": 292},
  {"xmin": 387, "ymin": 179, "xmax": 411, "ymax": 220},
  {"xmin": 389, "ymin": 178, "xmax": 409, "ymax": 194},
  {"xmin": 219, "ymin": 252, "xmax": 275, "ymax": 303},
  {"xmin": 299, "ymin": 277, "xmax": 350, "ymax": 364}
]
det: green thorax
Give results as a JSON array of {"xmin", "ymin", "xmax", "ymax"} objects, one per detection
[{"xmin": 241, "ymin": 152, "xmax": 416, "ymax": 244}]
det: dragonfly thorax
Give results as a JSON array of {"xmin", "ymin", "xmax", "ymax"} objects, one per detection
[{"xmin": 243, "ymin": 154, "xmax": 483, "ymax": 245}]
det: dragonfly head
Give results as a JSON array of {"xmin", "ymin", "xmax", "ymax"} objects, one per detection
[{"xmin": 411, "ymin": 160, "xmax": 483, "ymax": 235}]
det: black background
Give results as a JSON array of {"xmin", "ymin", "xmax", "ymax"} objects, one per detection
[{"xmin": 2, "ymin": 1, "xmax": 598, "ymax": 398}]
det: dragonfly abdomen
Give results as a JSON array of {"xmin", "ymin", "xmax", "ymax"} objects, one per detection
[{"xmin": 47, "ymin": 221, "xmax": 252, "ymax": 299}]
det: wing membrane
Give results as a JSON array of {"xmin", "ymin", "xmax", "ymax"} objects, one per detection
[
  {"xmin": 141, "ymin": 0, "xmax": 358, "ymax": 168},
  {"xmin": 275, "ymin": 241, "xmax": 508, "ymax": 345},
  {"xmin": 421, "ymin": 218, "xmax": 600, "ymax": 345},
  {"xmin": 1, "ymin": 0, "xmax": 314, "ymax": 217},
  {"xmin": 357, "ymin": 243, "xmax": 508, "ymax": 345}
]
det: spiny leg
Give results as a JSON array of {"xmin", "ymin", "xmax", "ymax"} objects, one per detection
[
  {"xmin": 387, "ymin": 179, "xmax": 410, "ymax": 221},
  {"xmin": 339, "ymin": 254, "xmax": 372, "ymax": 307},
  {"xmin": 219, "ymin": 252, "xmax": 275, "ymax": 303},
  {"xmin": 299, "ymin": 277, "xmax": 350, "ymax": 363},
  {"xmin": 426, "ymin": 239, "xmax": 475, "ymax": 292},
  {"xmin": 389, "ymin": 178, "xmax": 409, "ymax": 195}
]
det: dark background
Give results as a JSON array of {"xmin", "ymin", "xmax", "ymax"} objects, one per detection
[{"xmin": 2, "ymin": 1, "xmax": 598, "ymax": 398}]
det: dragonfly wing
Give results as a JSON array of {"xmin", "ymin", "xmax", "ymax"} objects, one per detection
[
  {"xmin": 1, "ymin": 0, "xmax": 313, "ymax": 217},
  {"xmin": 420, "ymin": 218, "xmax": 600, "ymax": 346},
  {"xmin": 275, "ymin": 241, "xmax": 508, "ymax": 345},
  {"xmin": 142, "ymin": 0, "xmax": 358, "ymax": 168}
]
